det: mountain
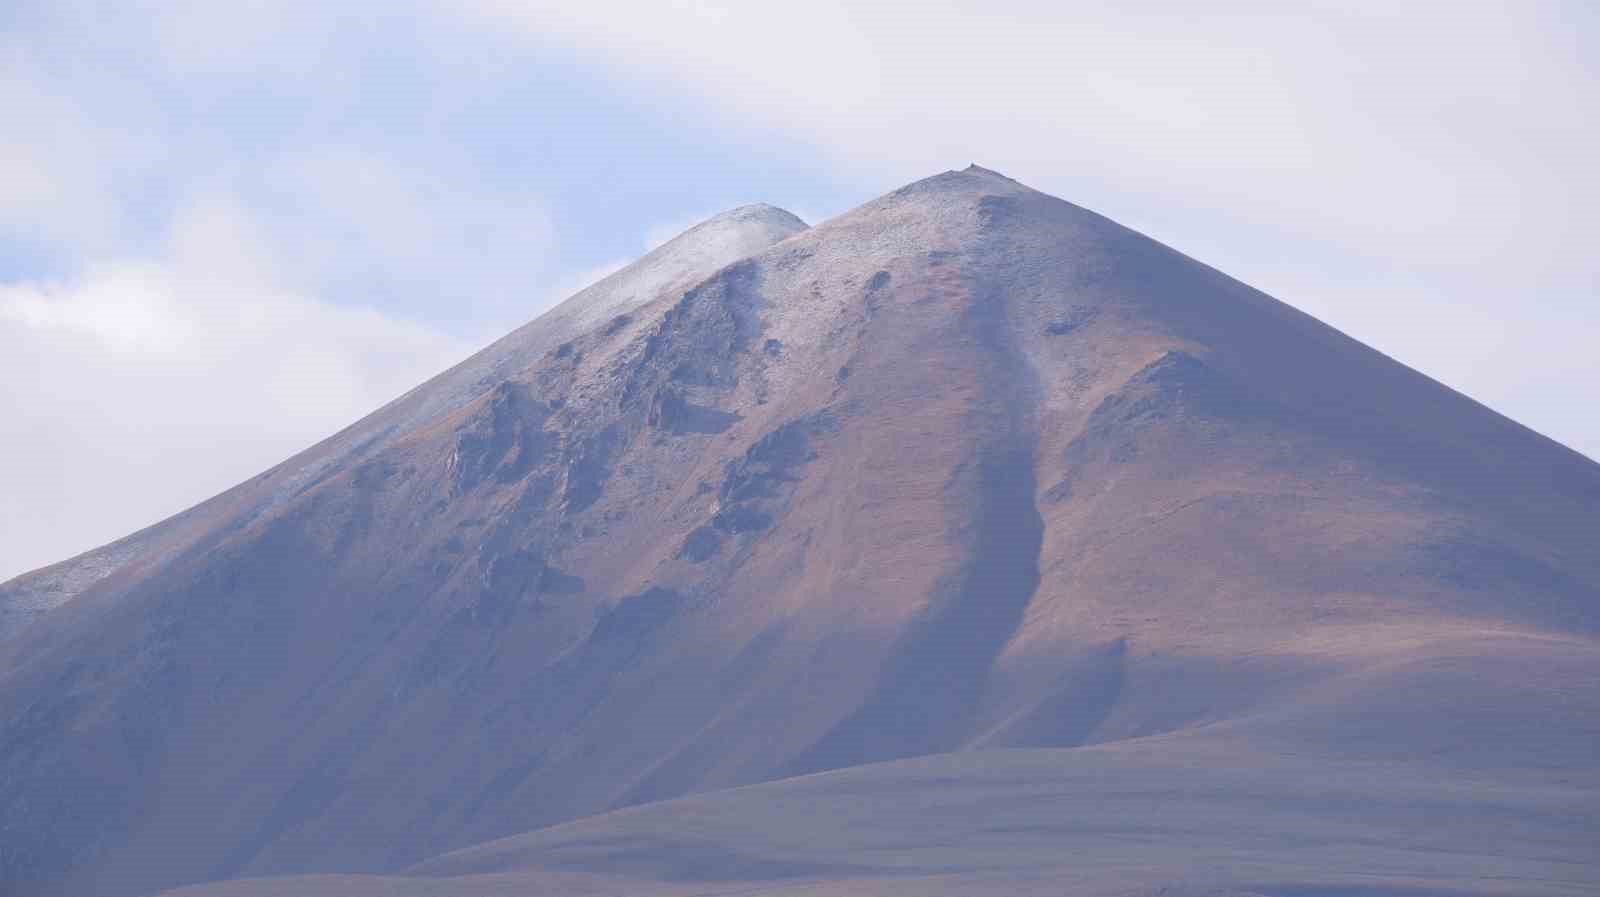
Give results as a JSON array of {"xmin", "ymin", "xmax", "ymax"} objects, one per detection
[
  {"xmin": 0, "ymin": 202, "xmax": 808, "ymax": 643},
  {"xmin": 1, "ymin": 166, "xmax": 1596, "ymax": 897}
]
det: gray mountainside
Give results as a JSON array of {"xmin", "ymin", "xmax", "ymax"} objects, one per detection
[{"xmin": 1, "ymin": 167, "xmax": 1596, "ymax": 897}]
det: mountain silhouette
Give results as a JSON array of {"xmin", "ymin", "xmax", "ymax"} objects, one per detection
[{"xmin": 2, "ymin": 167, "xmax": 1595, "ymax": 897}]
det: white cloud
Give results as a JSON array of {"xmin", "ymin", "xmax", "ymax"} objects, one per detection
[
  {"xmin": 253, "ymin": 148, "xmax": 556, "ymax": 317},
  {"xmin": 2, "ymin": 7, "xmax": 556, "ymax": 325},
  {"xmin": 453, "ymin": 2, "xmax": 1594, "ymax": 272},
  {"xmin": 0, "ymin": 203, "xmax": 475, "ymax": 581},
  {"xmin": 0, "ymin": 40, "xmax": 159, "ymax": 257},
  {"xmin": 0, "ymin": 184, "xmax": 710, "ymax": 580}
]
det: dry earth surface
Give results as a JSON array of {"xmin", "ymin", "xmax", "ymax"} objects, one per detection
[{"xmin": 1, "ymin": 167, "xmax": 1595, "ymax": 897}]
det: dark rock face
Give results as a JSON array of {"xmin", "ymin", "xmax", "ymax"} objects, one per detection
[
  {"xmin": 1, "ymin": 168, "xmax": 1597, "ymax": 897},
  {"xmin": 448, "ymin": 383, "xmax": 556, "ymax": 493}
]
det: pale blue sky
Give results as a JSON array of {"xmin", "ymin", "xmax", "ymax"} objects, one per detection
[{"xmin": 2, "ymin": 1, "xmax": 1596, "ymax": 579}]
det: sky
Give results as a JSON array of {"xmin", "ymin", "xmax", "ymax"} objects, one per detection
[{"xmin": 2, "ymin": 1, "xmax": 1596, "ymax": 581}]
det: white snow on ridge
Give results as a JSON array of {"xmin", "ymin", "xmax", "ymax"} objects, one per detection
[
  {"xmin": 381, "ymin": 202, "xmax": 809, "ymax": 438},
  {"xmin": 0, "ymin": 204, "xmax": 809, "ymax": 638}
]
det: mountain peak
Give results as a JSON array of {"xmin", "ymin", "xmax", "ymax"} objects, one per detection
[
  {"xmin": 704, "ymin": 201, "xmax": 807, "ymax": 227},
  {"xmin": 963, "ymin": 162, "xmax": 1019, "ymax": 180},
  {"xmin": 661, "ymin": 202, "xmax": 808, "ymax": 249},
  {"xmin": 3, "ymin": 166, "xmax": 1597, "ymax": 897},
  {"xmin": 884, "ymin": 163, "xmax": 1031, "ymax": 200},
  {"xmin": 546, "ymin": 202, "xmax": 806, "ymax": 332}
]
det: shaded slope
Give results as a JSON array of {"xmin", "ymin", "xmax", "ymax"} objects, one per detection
[
  {"xmin": 0, "ymin": 167, "xmax": 1596, "ymax": 897},
  {"xmin": 188, "ymin": 741, "xmax": 1590, "ymax": 897},
  {"xmin": 416, "ymin": 743, "xmax": 1593, "ymax": 896}
]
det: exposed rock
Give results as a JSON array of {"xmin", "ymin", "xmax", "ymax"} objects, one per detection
[{"xmin": 1, "ymin": 167, "xmax": 1596, "ymax": 897}]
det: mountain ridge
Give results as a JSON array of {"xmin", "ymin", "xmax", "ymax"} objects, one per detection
[
  {"xmin": 1, "ymin": 166, "xmax": 1595, "ymax": 897},
  {"xmin": 0, "ymin": 201, "xmax": 810, "ymax": 642}
]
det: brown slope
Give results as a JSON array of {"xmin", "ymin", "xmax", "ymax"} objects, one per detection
[{"xmin": 1, "ymin": 166, "xmax": 1597, "ymax": 897}]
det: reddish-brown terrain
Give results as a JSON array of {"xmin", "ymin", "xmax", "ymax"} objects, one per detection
[{"xmin": 1, "ymin": 167, "xmax": 1596, "ymax": 897}]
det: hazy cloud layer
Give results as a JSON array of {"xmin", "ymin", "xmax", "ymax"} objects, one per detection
[
  {"xmin": 0, "ymin": 0, "xmax": 751, "ymax": 578},
  {"xmin": 465, "ymin": 2, "xmax": 1594, "ymax": 270},
  {"xmin": 0, "ymin": 176, "xmax": 481, "ymax": 578},
  {"xmin": 461, "ymin": 0, "xmax": 1600, "ymax": 454}
]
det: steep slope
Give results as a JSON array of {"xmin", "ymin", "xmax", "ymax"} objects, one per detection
[
  {"xmin": 1, "ymin": 167, "xmax": 1596, "ymax": 897},
  {"xmin": 0, "ymin": 203, "xmax": 808, "ymax": 642}
]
